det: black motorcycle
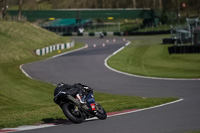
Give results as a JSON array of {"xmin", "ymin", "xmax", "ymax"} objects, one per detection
[{"xmin": 53, "ymin": 85, "xmax": 107, "ymax": 124}]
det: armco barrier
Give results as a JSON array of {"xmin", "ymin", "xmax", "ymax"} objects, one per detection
[
  {"xmin": 168, "ymin": 45, "xmax": 200, "ymax": 54},
  {"xmin": 163, "ymin": 38, "xmax": 191, "ymax": 44},
  {"xmin": 127, "ymin": 30, "xmax": 170, "ymax": 36},
  {"xmin": 35, "ymin": 41, "xmax": 75, "ymax": 56}
]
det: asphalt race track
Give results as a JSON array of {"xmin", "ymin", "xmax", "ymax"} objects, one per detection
[{"xmin": 21, "ymin": 37, "xmax": 200, "ymax": 133}]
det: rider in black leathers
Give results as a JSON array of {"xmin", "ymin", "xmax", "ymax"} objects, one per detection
[{"xmin": 54, "ymin": 82, "xmax": 90, "ymax": 104}]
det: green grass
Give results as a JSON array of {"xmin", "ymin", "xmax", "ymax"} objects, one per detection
[
  {"xmin": 107, "ymin": 35, "xmax": 200, "ymax": 78},
  {"xmin": 0, "ymin": 21, "xmax": 72, "ymax": 63},
  {"xmin": 0, "ymin": 21, "xmax": 83, "ymax": 128},
  {"xmin": 95, "ymin": 93, "xmax": 177, "ymax": 113},
  {"xmin": 0, "ymin": 22, "xmax": 178, "ymax": 128}
]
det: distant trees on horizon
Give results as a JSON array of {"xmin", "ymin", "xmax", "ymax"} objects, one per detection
[{"xmin": 1, "ymin": 0, "xmax": 200, "ymax": 21}]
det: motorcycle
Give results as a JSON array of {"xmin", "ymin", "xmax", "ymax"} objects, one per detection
[
  {"xmin": 100, "ymin": 32, "xmax": 104, "ymax": 38},
  {"xmin": 53, "ymin": 86, "xmax": 107, "ymax": 124}
]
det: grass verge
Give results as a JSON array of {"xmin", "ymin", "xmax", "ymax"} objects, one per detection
[
  {"xmin": 0, "ymin": 22, "xmax": 178, "ymax": 128},
  {"xmin": 107, "ymin": 35, "xmax": 200, "ymax": 78}
]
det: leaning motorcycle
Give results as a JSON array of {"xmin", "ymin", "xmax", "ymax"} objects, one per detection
[{"xmin": 53, "ymin": 87, "xmax": 107, "ymax": 124}]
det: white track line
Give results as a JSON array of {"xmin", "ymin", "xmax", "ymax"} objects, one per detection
[
  {"xmin": 1, "ymin": 124, "xmax": 56, "ymax": 132},
  {"xmin": 51, "ymin": 45, "xmax": 87, "ymax": 59},
  {"xmin": 20, "ymin": 45, "xmax": 87, "ymax": 80},
  {"xmin": 3, "ymin": 41, "xmax": 186, "ymax": 133},
  {"xmin": 104, "ymin": 41, "xmax": 200, "ymax": 81},
  {"xmin": 19, "ymin": 64, "xmax": 33, "ymax": 79},
  {"xmin": 107, "ymin": 98, "xmax": 184, "ymax": 118},
  {"xmin": 0, "ymin": 98, "xmax": 183, "ymax": 133}
]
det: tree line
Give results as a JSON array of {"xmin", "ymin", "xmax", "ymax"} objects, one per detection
[{"xmin": 0, "ymin": 0, "xmax": 200, "ymax": 21}]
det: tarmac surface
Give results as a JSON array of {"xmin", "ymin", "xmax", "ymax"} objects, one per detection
[{"xmin": 20, "ymin": 37, "xmax": 200, "ymax": 133}]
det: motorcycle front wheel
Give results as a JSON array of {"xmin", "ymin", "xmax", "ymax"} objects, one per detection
[
  {"xmin": 62, "ymin": 103, "xmax": 84, "ymax": 124},
  {"xmin": 95, "ymin": 103, "xmax": 107, "ymax": 120}
]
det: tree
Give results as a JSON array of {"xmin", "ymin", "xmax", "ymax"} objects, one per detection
[
  {"xmin": 100, "ymin": 0, "xmax": 104, "ymax": 8},
  {"xmin": 153, "ymin": 0, "xmax": 156, "ymax": 9},
  {"xmin": 188, "ymin": 0, "xmax": 200, "ymax": 17},
  {"xmin": 197, "ymin": 1, "xmax": 200, "ymax": 17},
  {"xmin": 94, "ymin": 0, "xmax": 97, "ymax": 8},
  {"xmin": 132, "ymin": 0, "xmax": 136, "ymax": 8},
  {"xmin": 18, "ymin": 0, "xmax": 23, "ymax": 21},
  {"xmin": 176, "ymin": 0, "xmax": 180, "ymax": 24},
  {"xmin": 158, "ymin": 0, "xmax": 162, "ymax": 10},
  {"xmin": 0, "ymin": 0, "xmax": 4, "ymax": 19},
  {"xmin": 23, "ymin": 0, "xmax": 37, "ymax": 10},
  {"xmin": 115, "ymin": 0, "xmax": 119, "ymax": 8},
  {"xmin": 0, "ymin": 0, "xmax": 7, "ymax": 20}
]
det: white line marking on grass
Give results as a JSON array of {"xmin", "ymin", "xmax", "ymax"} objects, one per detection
[
  {"xmin": 19, "ymin": 64, "xmax": 34, "ymax": 80},
  {"xmin": 87, "ymin": 99, "xmax": 183, "ymax": 120},
  {"xmin": 52, "ymin": 45, "xmax": 87, "ymax": 58},
  {"xmin": 108, "ymin": 98, "xmax": 184, "ymax": 118},
  {"xmin": 20, "ymin": 45, "xmax": 87, "ymax": 79},
  {"xmin": 112, "ymin": 46, "xmax": 125, "ymax": 55},
  {"xmin": 0, "ymin": 98, "xmax": 183, "ymax": 132},
  {"xmin": 1, "ymin": 124, "xmax": 56, "ymax": 133},
  {"xmin": 104, "ymin": 41, "xmax": 200, "ymax": 81}
]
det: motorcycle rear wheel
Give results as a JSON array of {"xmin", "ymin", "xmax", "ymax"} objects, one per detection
[
  {"xmin": 95, "ymin": 103, "xmax": 107, "ymax": 120},
  {"xmin": 62, "ymin": 103, "xmax": 84, "ymax": 124}
]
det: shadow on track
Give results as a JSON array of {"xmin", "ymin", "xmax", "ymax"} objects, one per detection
[
  {"xmin": 41, "ymin": 118, "xmax": 99, "ymax": 125},
  {"xmin": 42, "ymin": 118, "xmax": 73, "ymax": 125}
]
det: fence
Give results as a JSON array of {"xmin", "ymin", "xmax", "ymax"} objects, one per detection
[
  {"xmin": 35, "ymin": 41, "xmax": 74, "ymax": 56},
  {"xmin": 7, "ymin": 9, "xmax": 160, "ymax": 21}
]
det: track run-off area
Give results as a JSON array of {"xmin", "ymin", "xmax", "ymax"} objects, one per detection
[{"xmin": 3, "ymin": 37, "xmax": 200, "ymax": 133}]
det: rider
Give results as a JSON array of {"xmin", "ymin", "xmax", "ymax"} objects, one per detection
[
  {"xmin": 100, "ymin": 31, "xmax": 104, "ymax": 38},
  {"xmin": 54, "ymin": 82, "xmax": 90, "ymax": 104}
]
